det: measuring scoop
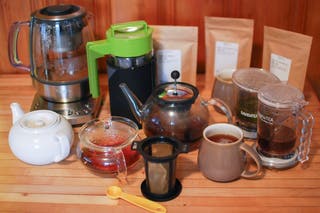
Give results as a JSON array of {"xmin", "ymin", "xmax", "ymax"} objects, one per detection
[{"xmin": 106, "ymin": 185, "xmax": 166, "ymax": 213}]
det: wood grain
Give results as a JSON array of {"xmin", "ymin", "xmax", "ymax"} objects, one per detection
[{"xmin": 0, "ymin": 73, "xmax": 319, "ymax": 212}]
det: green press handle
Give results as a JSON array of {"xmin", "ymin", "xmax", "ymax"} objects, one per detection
[{"xmin": 86, "ymin": 40, "xmax": 110, "ymax": 98}]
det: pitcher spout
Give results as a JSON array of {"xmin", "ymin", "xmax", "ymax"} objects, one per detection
[
  {"xmin": 10, "ymin": 102, "xmax": 25, "ymax": 124},
  {"xmin": 119, "ymin": 83, "xmax": 143, "ymax": 123}
]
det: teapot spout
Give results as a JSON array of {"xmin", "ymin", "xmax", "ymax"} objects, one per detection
[
  {"xmin": 119, "ymin": 83, "xmax": 143, "ymax": 123},
  {"xmin": 10, "ymin": 102, "xmax": 25, "ymax": 124}
]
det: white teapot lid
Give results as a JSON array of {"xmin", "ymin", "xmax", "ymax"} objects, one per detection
[{"xmin": 19, "ymin": 110, "xmax": 60, "ymax": 130}]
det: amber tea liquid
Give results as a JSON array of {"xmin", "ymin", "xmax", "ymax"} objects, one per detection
[{"xmin": 258, "ymin": 123, "xmax": 296, "ymax": 156}]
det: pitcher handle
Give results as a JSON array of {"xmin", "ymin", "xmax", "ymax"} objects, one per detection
[
  {"xmin": 8, "ymin": 21, "xmax": 30, "ymax": 71},
  {"xmin": 297, "ymin": 110, "xmax": 314, "ymax": 163},
  {"xmin": 106, "ymin": 147, "xmax": 128, "ymax": 184},
  {"xmin": 204, "ymin": 98, "xmax": 233, "ymax": 123},
  {"xmin": 240, "ymin": 143, "xmax": 263, "ymax": 179}
]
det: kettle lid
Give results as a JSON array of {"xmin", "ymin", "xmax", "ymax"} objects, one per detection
[{"xmin": 33, "ymin": 4, "xmax": 86, "ymax": 21}]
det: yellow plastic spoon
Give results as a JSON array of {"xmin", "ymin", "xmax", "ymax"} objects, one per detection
[{"xmin": 106, "ymin": 185, "xmax": 166, "ymax": 213}]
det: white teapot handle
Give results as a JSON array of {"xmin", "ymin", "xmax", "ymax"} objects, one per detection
[{"xmin": 54, "ymin": 132, "xmax": 71, "ymax": 162}]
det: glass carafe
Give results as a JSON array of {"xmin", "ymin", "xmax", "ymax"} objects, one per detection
[{"xmin": 257, "ymin": 83, "xmax": 314, "ymax": 169}]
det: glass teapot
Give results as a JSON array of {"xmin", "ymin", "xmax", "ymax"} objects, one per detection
[{"xmin": 119, "ymin": 71, "xmax": 232, "ymax": 150}]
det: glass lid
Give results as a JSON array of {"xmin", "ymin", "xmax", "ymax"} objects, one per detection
[
  {"xmin": 78, "ymin": 116, "xmax": 138, "ymax": 150},
  {"xmin": 258, "ymin": 83, "xmax": 306, "ymax": 109},
  {"xmin": 232, "ymin": 68, "xmax": 280, "ymax": 93},
  {"xmin": 154, "ymin": 82, "xmax": 199, "ymax": 106}
]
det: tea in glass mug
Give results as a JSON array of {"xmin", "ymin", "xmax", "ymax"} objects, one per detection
[{"xmin": 257, "ymin": 83, "xmax": 314, "ymax": 169}]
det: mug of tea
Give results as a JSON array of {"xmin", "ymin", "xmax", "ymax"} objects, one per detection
[{"xmin": 198, "ymin": 123, "xmax": 263, "ymax": 182}]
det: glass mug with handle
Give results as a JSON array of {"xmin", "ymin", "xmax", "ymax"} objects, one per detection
[{"xmin": 256, "ymin": 83, "xmax": 314, "ymax": 169}]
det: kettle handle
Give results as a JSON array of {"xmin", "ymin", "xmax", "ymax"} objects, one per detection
[
  {"xmin": 8, "ymin": 21, "xmax": 30, "ymax": 71},
  {"xmin": 86, "ymin": 40, "xmax": 109, "ymax": 98}
]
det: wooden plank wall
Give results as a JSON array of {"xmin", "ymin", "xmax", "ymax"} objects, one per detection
[{"xmin": 0, "ymin": 0, "xmax": 319, "ymax": 96}]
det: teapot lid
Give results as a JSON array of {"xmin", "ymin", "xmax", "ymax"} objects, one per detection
[
  {"xmin": 78, "ymin": 116, "xmax": 139, "ymax": 151},
  {"xmin": 153, "ymin": 82, "xmax": 199, "ymax": 106},
  {"xmin": 19, "ymin": 110, "xmax": 60, "ymax": 131}
]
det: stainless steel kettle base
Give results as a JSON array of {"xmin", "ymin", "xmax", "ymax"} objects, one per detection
[
  {"xmin": 255, "ymin": 144, "xmax": 298, "ymax": 169},
  {"xmin": 31, "ymin": 94, "xmax": 102, "ymax": 126}
]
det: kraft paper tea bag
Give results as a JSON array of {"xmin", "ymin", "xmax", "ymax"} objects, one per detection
[
  {"xmin": 204, "ymin": 17, "xmax": 254, "ymax": 86},
  {"xmin": 151, "ymin": 25, "xmax": 198, "ymax": 86},
  {"xmin": 262, "ymin": 26, "xmax": 313, "ymax": 91}
]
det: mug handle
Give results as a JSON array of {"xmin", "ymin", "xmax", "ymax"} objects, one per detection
[
  {"xmin": 240, "ymin": 143, "xmax": 263, "ymax": 179},
  {"xmin": 54, "ymin": 133, "xmax": 71, "ymax": 162},
  {"xmin": 297, "ymin": 110, "xmax": 314, "ymax": 163},
  {"xmin": 203, "ymin": 98, "xmax": 233, "ymax": 123}
]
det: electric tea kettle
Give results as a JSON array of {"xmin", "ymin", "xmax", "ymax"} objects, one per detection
[
  {"xmin": 86, "ymin": 21, "xmax": 155, "ymax": 127},
  {"xmin": 120, "ymin": 71, "xmax": 232, "ymax": 150},
  {"xmin": 8, "ymin": 4, "xmax": 98, "ymax": 125}
]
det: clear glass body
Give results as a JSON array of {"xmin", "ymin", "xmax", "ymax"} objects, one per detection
[
  {"xmin": 257, "ymin": 83, "xmax": 314, "ymax": 163},
  {"xmin": 30, "ymin": 14, "xmax": 94, "ymax": 83}
]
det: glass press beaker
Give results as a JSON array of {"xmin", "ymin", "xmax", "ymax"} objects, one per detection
[
  {"xmin": 257, "ymin": 83, "xmax": 314, "ymax": 169},
  {"xmin": 232, "ymin": 68, "xmax": 280, "ymax": 139}
]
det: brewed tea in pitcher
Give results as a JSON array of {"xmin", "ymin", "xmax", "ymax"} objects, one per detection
[{"xmin": 257, "ymin": 83, "xmax": 314, "ymax": 169}]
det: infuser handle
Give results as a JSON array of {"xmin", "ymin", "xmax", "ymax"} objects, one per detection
[
  {"xmin": 297, "ymin": 110, "xmax": 314, "ymax": 163},
  {"xmin": 8, "ymin": 21, "xmax": 30, "ymax": 71}
]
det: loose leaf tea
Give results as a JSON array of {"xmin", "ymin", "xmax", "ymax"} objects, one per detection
[
  {"xmin": 151, "ymin": 25, "xmax": 198, "ymax": 85},
  {"xmin": 262, "ymin": 26, "xmax": 313, "ymax": 90},
  {"xmin": 204, "ymin": 17, "xmax": 254, "ymax": 88}
]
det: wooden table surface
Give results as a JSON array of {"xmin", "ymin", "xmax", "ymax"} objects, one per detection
[{"xmin": 0, "ymin": 73, "xmax": 319, "ymax": 213}]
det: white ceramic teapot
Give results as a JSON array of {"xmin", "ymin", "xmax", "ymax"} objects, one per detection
[{"xmin": 8, "ymin": 103, "xmax": 74, "ymax": 165}]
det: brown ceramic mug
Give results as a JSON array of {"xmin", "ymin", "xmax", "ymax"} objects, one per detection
[{"xmin": 198, "ymin": 123, "xmax": 263, "ymax": 182}]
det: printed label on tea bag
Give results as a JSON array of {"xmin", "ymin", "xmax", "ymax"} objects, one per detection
[
  {"xmin": 156, "ymin": 49, "xmax": 182, "ymax": 83},
  {"xmin": 270, "ymin": 53, "xmax": 292, "ymax": 82},
  {"xmin": 214, "ymin": 41, "xmax": 239, "ymax": 76}
]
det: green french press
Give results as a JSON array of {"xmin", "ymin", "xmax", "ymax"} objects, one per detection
[{"xmin": 86, "ymin": 21, "xmax": 156, "ymax": 126}]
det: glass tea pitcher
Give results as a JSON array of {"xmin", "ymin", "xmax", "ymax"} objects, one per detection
[{"xmin": 257, "ymin": 83, "xmax": 314, "ymax": 169}]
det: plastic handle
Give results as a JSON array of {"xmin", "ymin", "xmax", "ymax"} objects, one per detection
[
  {"xmin": 240, "ymin": 143, "xmax": 263, "ymax": 179},
  {"xmin": 54, "ymin": 133, "xmax": 71, "ymax": 162},
  {"xmin": 120, "ymin": 191, "xmax": 166, "ymax": 213},
  {"xmin": 8, "ymin": 21, "xmax": 30, "ymax": 71},
  {"xmin": 86, "ymin": 40, "xmax": 109, "ymax": 98},
  {"xmin": 204, "ymin": 98, "xmax": 233, "ymax": 123},
  {"xmin": 297, "ymin": 110, "xmax": 314, "ymax": 163}
]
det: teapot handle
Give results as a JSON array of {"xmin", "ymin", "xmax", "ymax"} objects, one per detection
[
  {"xmin": 54, "ymin": 133, "xmax": 71, "ymax": 163},
  {"xmin": 204, "ymin": 98, "xmax": 233, "ymax": 123},
  {"xmin": 297, "ymin": 110, "xmax": 314, "ymax": 163}
]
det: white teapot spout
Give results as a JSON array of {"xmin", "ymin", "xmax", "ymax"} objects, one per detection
[{"xmin": 10, "ymin": 102, "xmax": 25, "ymax": 124}]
